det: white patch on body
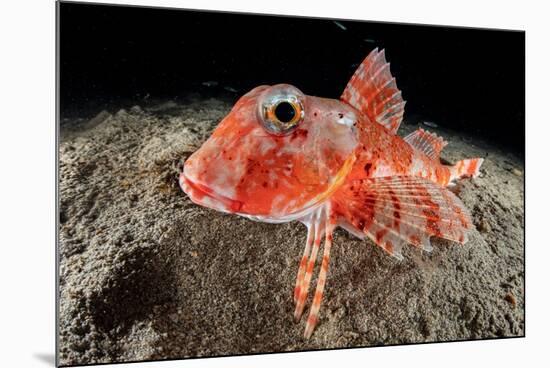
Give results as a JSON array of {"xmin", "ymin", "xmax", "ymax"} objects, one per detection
[
  {"xmin": 208, "ymin": 163, "xmax": 238, "ymax": 198},
  {"xmin": 271, "ymin": 194, "xmax": 286, "ymax": 214},
  {"xmin": 336, "ymin": 112, "xmax": 356, "ymax": 127},
  {"xmin": 409, "ymin": 155, "xmax": 430, "ymax": 178},
  {"xmin": 372, "ymin": 160, "xmax": 394, "ymax": 177},
  {"xmin": 200, "ymin": 195, "xmax": 228, "ymax": 212}
]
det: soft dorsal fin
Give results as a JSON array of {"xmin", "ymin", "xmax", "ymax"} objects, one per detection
[
  {"xmin": 404, "ymin": 128, "xmax": 448, "ymax": 160},
  {"xmin": 341, "ymin": 48, "xmax": 406, "ymax": 134}
]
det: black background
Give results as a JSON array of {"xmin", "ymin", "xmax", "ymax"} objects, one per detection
[{"xmin": 59, "ymin": 2, "xmax": 525, "ymax": 153}]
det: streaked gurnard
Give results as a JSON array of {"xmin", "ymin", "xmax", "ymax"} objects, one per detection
[{"xmin": 179, "ymin": 48, "xmax": 483, "ymax": 339}]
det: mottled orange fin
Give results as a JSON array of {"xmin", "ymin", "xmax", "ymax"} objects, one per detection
[
  {"xmin": 404, "ymin": 128, "xmax": 448, "ymax": 160},
  {"xmin": 341, "ymin": 48, "xmax": 405, "ymax": 134},
  {"xmin": 332, "ymin": 176, "xmax": 474, "ymax": 259},
  {"xmin": 451, "ymin": 158, "xmax": 484, "ymax": 180}
]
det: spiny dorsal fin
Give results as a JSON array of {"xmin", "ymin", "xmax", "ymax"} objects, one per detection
[
  {"xmin": 341, "ymin": 48, "xmax": 406, "ymax": 134},
  {"xmin": 404, "ymin": 128, "xmax": 448, "ymax": 160}
]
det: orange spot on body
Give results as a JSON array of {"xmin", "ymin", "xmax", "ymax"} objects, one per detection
[{"xmin": 435, "ymin": 165, "xmax": 451, "ymax": 185}]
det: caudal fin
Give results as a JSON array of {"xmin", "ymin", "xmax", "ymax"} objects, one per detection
[{"xmin": 451, "ymin": 158, "xmax": 484, "ymax": 180}]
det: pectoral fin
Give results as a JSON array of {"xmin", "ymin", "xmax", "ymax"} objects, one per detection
[{"xmin": 332, "ymin": 175, "xmax": 474, "ymax": 259}]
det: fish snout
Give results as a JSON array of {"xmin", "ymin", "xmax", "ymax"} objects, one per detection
[{"xmin": 179, "ymin": 165, "xmax": 243, "ymax": 214}]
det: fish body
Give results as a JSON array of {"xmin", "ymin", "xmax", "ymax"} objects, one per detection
[{"xmin": 180, "ymin": 48, "xmax": 483, "ymax": 338}]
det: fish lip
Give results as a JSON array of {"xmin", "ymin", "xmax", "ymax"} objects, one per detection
[
  {"xmin": 180, "ymin": 172, "xmax": 330, "ymax": 224},
  {"xmin": 179, "ymin": 171, "xmax": 310, "ymax": 222},
  {"xmin": 179, "ymin": 171, "xmax": 243, "ymax": 213}
]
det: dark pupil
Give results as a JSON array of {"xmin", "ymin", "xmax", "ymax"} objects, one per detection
[{"xmin": 274, "ymin": 101, "xmax": 296, "ymax": 123}]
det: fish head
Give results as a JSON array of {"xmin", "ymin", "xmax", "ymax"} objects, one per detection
[{"xmin": 180, "ymin": 83, "xmax": 359, "ymax": 221}]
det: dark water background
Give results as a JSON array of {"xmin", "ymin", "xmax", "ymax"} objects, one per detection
[{"xmin": 59, "ymin": 1, "xmax": 524, "ymax": 154}]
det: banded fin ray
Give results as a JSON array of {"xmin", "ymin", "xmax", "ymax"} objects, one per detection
[
  {"xmin": 331, "ymin": 176, "xmax": 473, "ymax": 259},
  {"xmin": 340, "ymin": 48, "xmax": 406, "ymax": 134},
  {"xmin": 404, "ymin": 128, "xmax": 448, "ymax": 160}
]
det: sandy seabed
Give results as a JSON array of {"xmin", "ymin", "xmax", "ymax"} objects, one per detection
[{"xmin": 58, "ymin": 98, "xmax": 524, "ymax": 366}]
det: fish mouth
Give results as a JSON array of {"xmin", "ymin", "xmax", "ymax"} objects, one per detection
[
  {"xmin": 179, "ymin": 172, "xmax": 243, "ymax": 213},
  {"xmin": 179, "ymin": 152, "xmax": 357, "ymax": 223},
  {"xmin": 179, "ymin": 171, "xmax": 313, "ymax": 223}
]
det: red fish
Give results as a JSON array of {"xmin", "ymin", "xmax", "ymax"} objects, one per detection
[{"xmin": 180, "ymin": 48, "xmax": 483, "ymax": 339}]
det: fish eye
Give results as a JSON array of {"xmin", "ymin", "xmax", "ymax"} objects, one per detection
[
  {"xmin": 258, "ymin": 85, "xmax": 305, "ymax": 135},
  {"xmin": 274, "ymin": 101, "xmax": 297, "ymax": 123},
  {"xmin": 261, "ymin": 98, "xmax": 304, "ymax": 135}
]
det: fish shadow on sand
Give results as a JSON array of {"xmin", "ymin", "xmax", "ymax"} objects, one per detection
[{"xmin": 86, "ymin": 239, "xmax": 179, "ymax": 337}]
